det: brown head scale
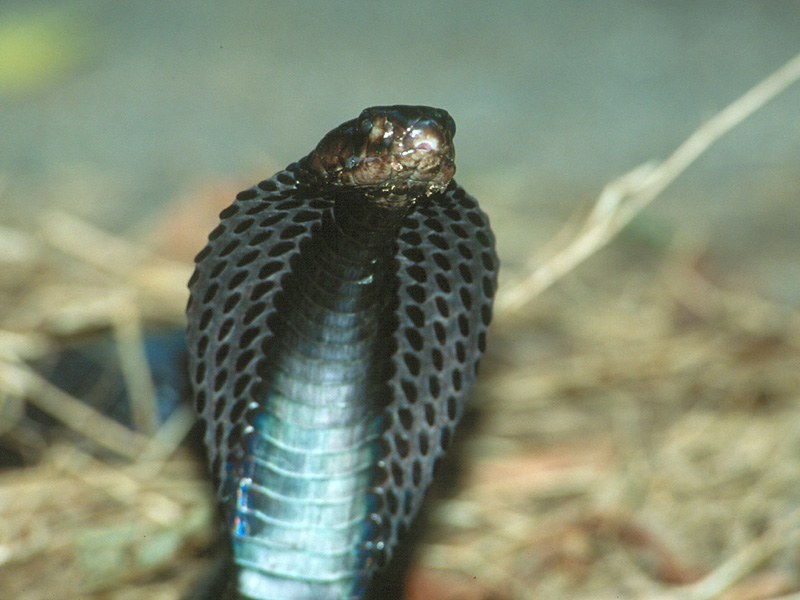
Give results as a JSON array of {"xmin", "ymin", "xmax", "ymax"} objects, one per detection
[{"xmin": 306, "ymin": 105, "xmax": 456, "ymax": 199}]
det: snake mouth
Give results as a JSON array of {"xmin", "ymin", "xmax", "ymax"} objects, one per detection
[{"xmin": 307, "ymin": 105, "xmax": 457, "ymax": 196}]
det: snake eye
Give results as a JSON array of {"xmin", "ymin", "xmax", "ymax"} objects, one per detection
[{"xmin": 359, "ymin": 116, "xmax": 373, "ymax": 135}]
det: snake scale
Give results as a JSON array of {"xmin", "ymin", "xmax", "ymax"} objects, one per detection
[{"xmin": 186, "ymin": 105, "xmax": 498, "ymax": 599}]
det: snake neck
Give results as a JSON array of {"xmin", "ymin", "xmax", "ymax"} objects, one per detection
[
  {"xmin": 329, "ymin": 188, "xmax": 417, "ymax": 253},
  {"xmin": 257, "ymin": 191, "xmax": 416, "ymax": 425}
]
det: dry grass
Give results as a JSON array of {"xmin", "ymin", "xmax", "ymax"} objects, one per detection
[
  {"xmin": 426, "ymin": 255, "xmax": 800, "ymax": 600},
  {"xmin": 0, "ymin": 208, "xmax": 212, "ymax": 600},
  {"xmin": 0, "ymin": 52, "xmax": 799, "ymax": 600}
]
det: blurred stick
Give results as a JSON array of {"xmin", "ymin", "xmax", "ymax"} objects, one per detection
[
  {"xmin": 39, "ymin": 209, "xmax": 191, "ymax": 323},
  {"xmin": 0, "ymin": 359, "xmax": 149, "ymax": 459},
  {"xmin": 41, "ymin": 209, "xmax": 154, "ymax": 276},
  {"xmin": 51, "ymin": 443, "xmax": 183, "ymax": 526},
  {"xmin": 647, "ymin": 505, "xmax": 800, "ymax": 600},
  {"xmin": 496, "ymin": 50, "xmax": 800, "ymax": 318},
  {"xmin": 136, "ymin": 404, "xmax": 197, "ymax": 467},
  {"xmin": 110, "ymin": 296, "xmax": 161, "ymax": 436}
]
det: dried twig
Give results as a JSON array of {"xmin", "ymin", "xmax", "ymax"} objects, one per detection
[
  {"xmin": 496, "ymin": 50, "xmax": 800, "ymax": 318},
  {"xmin": 646, "ymin": 506, "xmax": 800, "ymax": 600},
  {"xmin": 109, "ymin": 297, "xmax": 161, "ymax": 436}
]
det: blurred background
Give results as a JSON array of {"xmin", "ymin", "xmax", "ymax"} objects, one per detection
[{"xmin": 0, "ymin": 2, "xmax": 799, "ymax": 599}]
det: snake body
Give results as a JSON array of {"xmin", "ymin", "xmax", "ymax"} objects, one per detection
[{"xmin": 186, "ymin": 106, "xmax": 498, "ymax": 599}]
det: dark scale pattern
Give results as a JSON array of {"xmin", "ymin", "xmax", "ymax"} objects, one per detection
[
  {"xmin": 186, "ymin": 162, "xmax": 331, "ymax": 502},
  {"xmin": 374, "ymin": 180, "xmax": 498, "ymax": 564}
]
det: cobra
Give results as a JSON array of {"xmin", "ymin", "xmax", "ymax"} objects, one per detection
[{"xmin": 186, "ymin": 105, "xmax": 498, "ymax": 599}]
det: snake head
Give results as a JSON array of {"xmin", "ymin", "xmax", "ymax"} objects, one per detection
[{"xmin": 307, "ymin": 105, "xmax": 456, "ymax": 197}]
